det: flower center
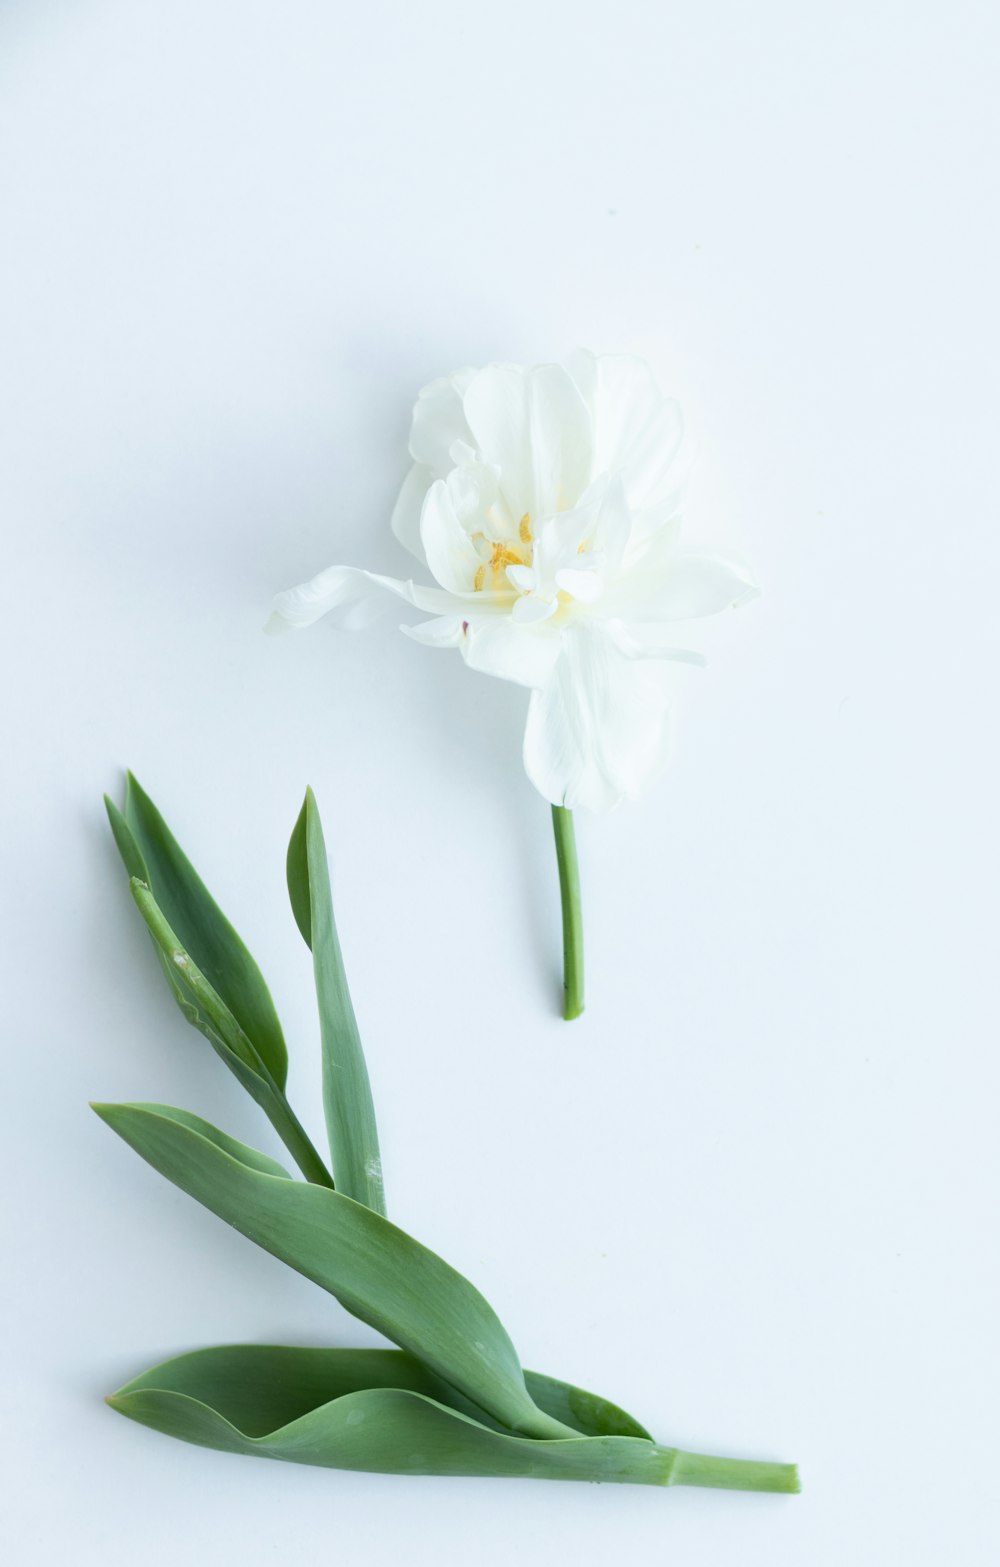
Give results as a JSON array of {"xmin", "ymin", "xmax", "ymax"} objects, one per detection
[{"xmin": 472, "ymin": 515, "xmax": 533, "ymax": 593}]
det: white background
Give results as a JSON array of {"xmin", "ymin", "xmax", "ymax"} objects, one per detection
[{"xmin": 2, "ymin": 1, "xmax": 998, "ymax": 1561}]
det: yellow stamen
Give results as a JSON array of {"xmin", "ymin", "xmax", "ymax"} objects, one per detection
[
  {"xmin": 489, "ymin": 541, "xmax": 524, "ymax": 573},
  {"xmin": 473, "ymin": 564, "xmax": 486, "ymax": 592},
  {"xmin": 519, "ymin": 513, "xmax": 533, "ymax": 544}
]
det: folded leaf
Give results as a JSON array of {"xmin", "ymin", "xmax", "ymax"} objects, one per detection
[
  {"xmin": 109, "ymin": 1382, "xmax": 671, "ymax": 1482},
  {"xmin": 129, "ymin": 880, "xmax": 268, "ymax": 1084},
  {"xmin": 287, "ymin": 791, "xmax": 384, "ymax": 1214},
  {"xmin": 106, "ymin": 1344, "xmax": 651, "ymax": 1440},
  {"xmin": 106, "ymin": 1345, "xmax": 799, "ymax": 1490},
  {"xmin": 91, "ymin": 1103, "xmax": 574, "ymax": 1441},
  {"xmin": 122, "ymin": 885, "xmax": 333, "ymax": 1189},
  {"xmin": 112, "ymin": 775, "xmax": 288, "ymax": 1090}
]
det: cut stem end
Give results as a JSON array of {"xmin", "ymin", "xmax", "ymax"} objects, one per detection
[{"xmin": 670, "ymin": 1449, "xmax": 801, "ymax": 1494}]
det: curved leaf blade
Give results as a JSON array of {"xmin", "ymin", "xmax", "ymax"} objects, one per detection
[
  {"xmin": 91, "ymin": 1103, "xmax": 572, "ymax": 1440},
  {"xmin": 287, "ymin": 791, "xmax": 384, "ymax": 1214},
  {"xmin": 105, "ymin": 1343, "xmax": 651, "ymax": 1441},
  {"xmin": 108, "ymin": 1378, "xmax": 670, "ymax": 1484},
  {"xmin": 120, "ymin": 775, "xmax": 289, "ymax": 1089},
  {"xmin": 107, "ymin": 1344, "xmax": 799, "ymax": 1489},
  {"xmin": 109, "ymin": 1108, "xmax": 293, "ymax": 1181}
]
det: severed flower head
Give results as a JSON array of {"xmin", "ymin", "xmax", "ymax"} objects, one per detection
[{"xmin": 268, "ymin": 353, "xmax": 756, "ymax": 812}]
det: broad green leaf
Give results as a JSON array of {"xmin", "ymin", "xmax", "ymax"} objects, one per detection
[
  {"xmin": 106, "ymin": 1344, "xmax": 651, "ymax": 1441},
  {"xmin": 106, "ymin": 1344, "xmax": 799, "ymax": 1489},
  {"xmin": 91, "ymin": 1103, "xmax": 575, "ymax": 1441},
  {"xmin": 117, "ymin": 775, "xmax": 288, "ymax": 1089},
  {"xmin": 287, "ymin": 791, "xmax": 384, "ymax": 1214}
]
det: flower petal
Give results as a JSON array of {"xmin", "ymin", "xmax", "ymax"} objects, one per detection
[
  {"xmin": 554, "ymin": 567, "xmax": 604, "ymax": 604},
  {"xmin": 402, "ymin": 615, "xmax": 465, "ymax": 649},
  {"xmin": 461, "ymin": 617, "xmax": 562, "ymax": 689},
  {"xmin": 511, "ymin": 594, "xmax": 558, "ymax": 625},
  {"xmin": 266, "ymin": 565, "xmax": 472, "ymax": 633},
  {"xmin": 639, "ymin": 554, "xmax": 759, "ymax": 621},
  {"xmin": 506, "ymin": 564, "xmax": 537, "ymax": 593},
  {"xmin": 409, "ymin": 369, "xmax": 477, "ymax": 471},
  {"xmin": 420, "ymin": 479, "xmax": 487, "ymax": 595},
  {"xmin": 605, "ymin": 621, "xmax": 708, "ymax": 664},
  {"xmin": 463, "ymin": 364, "xmax": 592, "ymax": 521},
  {"xmin": 568, "ymin": 351, "xmax": 684, "ymax": 512},
  {"xmin": 390, "ymin": 463, "xmax": 434, "ymax": 564},
  {"xmin": 522, "ymin": 624, "xmax": 673, "ymax": 812}
]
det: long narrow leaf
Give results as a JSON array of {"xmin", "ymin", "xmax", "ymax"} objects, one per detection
[
  {"xmin": 118, "ymin": 775, "xmax": 288, "ymax": 1089},
  {"xmin": 91, "ymin": 1102, "xmax": 574, "ymax": 1441},
  {"xmin": 287, "ymin": 791, "xmax": 384, "ymax": 1213},
  {"xmin": 106, "ymin": 799, "xmax": 203, "ymax": 1028},
  {"xmin": 128, "ymin": 879, "xmax": 268, "ymax": 1083}
]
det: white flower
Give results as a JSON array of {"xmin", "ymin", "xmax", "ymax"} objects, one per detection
[{"xmin": 268, "ymin": 352, "xmax": 756, "ymax": 812}]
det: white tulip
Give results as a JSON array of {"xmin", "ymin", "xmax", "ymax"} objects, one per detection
[{"xmin": 269, "ymin": 353, "xmax": 756, "ymax": 1016}]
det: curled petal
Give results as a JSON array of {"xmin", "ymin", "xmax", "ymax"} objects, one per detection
[
  {"xmin": 506, "ymin": 564, "xmax": 537, "ymax": 593},
  {"xmin": 402, "ymin": 615, "xmax": 466, "ymax": 650},
  {"xmin": 511, "ymin": 594, "xmax": 558, "ymax": 625},
  {"xmin": 267, "ymin": 565, "xmax": 476, "ymax": 634}
]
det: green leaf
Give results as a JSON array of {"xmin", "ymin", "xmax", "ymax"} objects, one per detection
[
  {"xmin": 105, "ymin": 1346, "xmax": 663, "ymax": 1482},
  {"xmin": 109, "ymin": 1385, "xmax": 671, "ymax": 1483},
  {"xmin": 122, "ymin": 880, "xmax": 334, "ymax": 1188},
  {"xmin": 287, "ymin": 790, "xmax": 384, "ymax": 1214},
  {"xmin": 103, "ymin": 1344, "xmax": 648, "ymax": 1441},
  {"xmin": 116, "ymin": 774, "xmax": 288, "ymax": 1090},
  {"xmin": 106, "ymin": 799, "xmax": 203, "ymax": 1027},
  {"xmin": 522, "ymin": 1368, "xmax": 652, "ymax": 1441},
  {"xmin": 114, "ymin": 1107, "xmax": 292, "ymax": 1181},
  {"xmin": 128, "ymin": 879, "xmax": 268, "ymax": 1084},
  {"xmin": 105, "ymin": 1344, "xmax": 800, "ymax": 1490},
  {"xmin": 91, "ymin": 1102, "xmax": 574, "ymax": 1441}
]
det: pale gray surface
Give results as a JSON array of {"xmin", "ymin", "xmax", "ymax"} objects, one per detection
[{"xmin": 1, "ymin": 1, "xmax": 998, "ymax": 1562}]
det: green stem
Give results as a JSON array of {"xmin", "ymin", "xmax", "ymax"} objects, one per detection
[
  {"xmin": 667, "ymin": 1448, "xmax": 800, "ymax": 1493},
  {"xmin": 261, "ymin": 1092, "xmax": 336, "ymax": 1189},
  {"xmin": 551, "ymin": 805, "xmax": 584, "ymax": 1021}
]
